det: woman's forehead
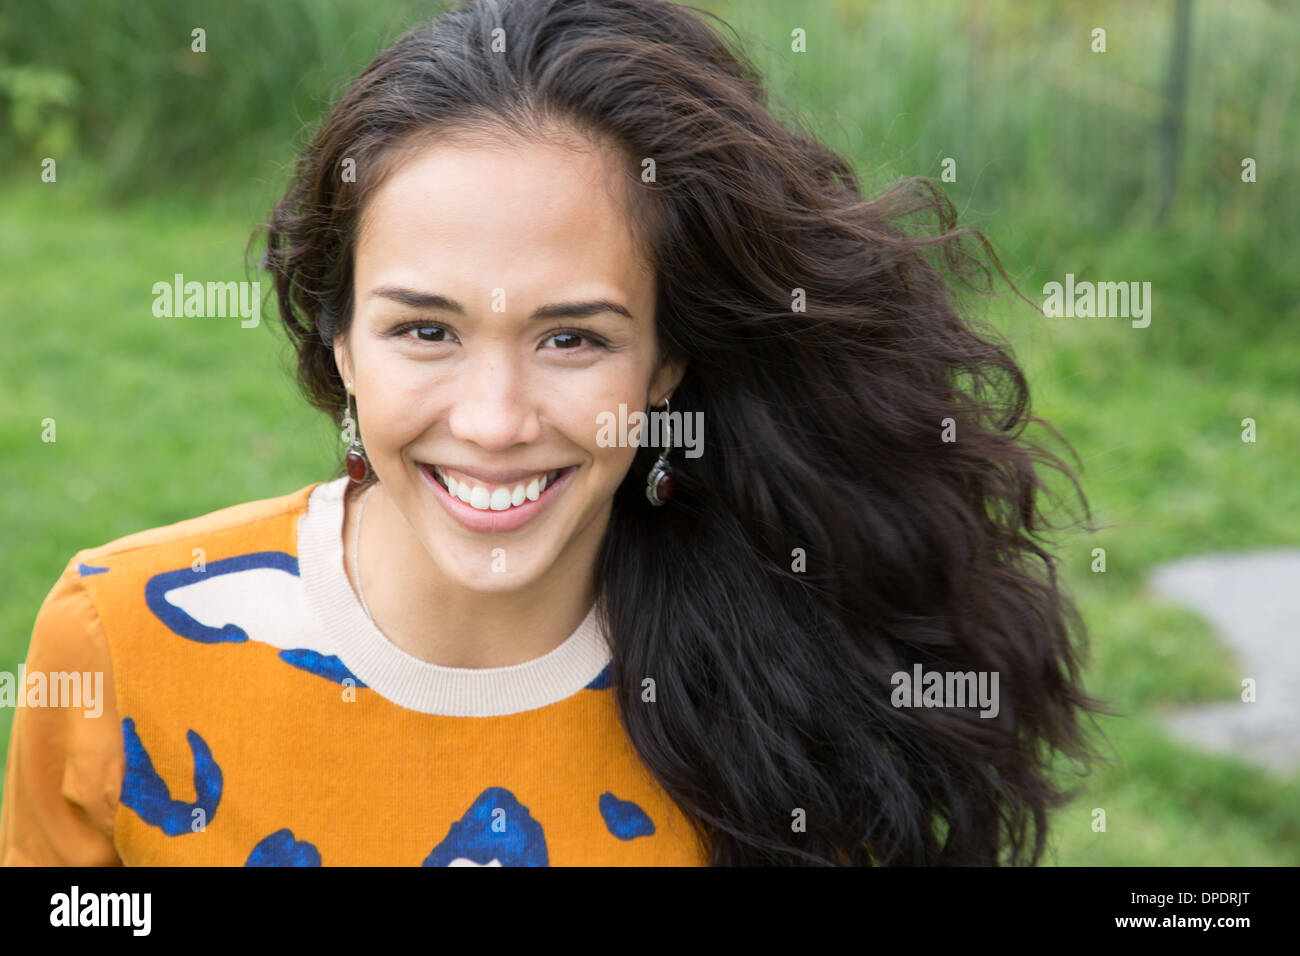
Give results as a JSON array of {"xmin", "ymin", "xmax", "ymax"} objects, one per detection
[{"xmin": 355, "ymin": 139, "xmax": 653, "ymax": 309}]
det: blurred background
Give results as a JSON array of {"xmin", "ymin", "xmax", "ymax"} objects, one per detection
[{"xmin": 1, "ymin": 0, "xmax": 1297, "ymax": 863}]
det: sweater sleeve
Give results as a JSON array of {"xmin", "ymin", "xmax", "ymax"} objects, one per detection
[{"xmin": 0, "ymin": 556, "xmax": 123, "ymax": 866}]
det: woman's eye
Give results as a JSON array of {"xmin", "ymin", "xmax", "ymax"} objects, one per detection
[
  {"xmin": 542, "ymin": 331, "xmax": 593, "ymax": 350},
  {"xmin": 397, "ymin": 324, "xmax": 453, "ymax": 343}
]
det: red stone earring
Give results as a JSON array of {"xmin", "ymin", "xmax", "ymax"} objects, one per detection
[
  {"xmin": 343, "ymin": 388, "xmax": 370, "ymax": 483},
  {"xmin": 645, "ymin": 396, "xmax": 676, "ymax": 506}
]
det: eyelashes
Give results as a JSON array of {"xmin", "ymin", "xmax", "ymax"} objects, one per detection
[
  {"xmin": 542, "ymin": 330, "xmax": 602, "ymax": 351},
  {"xmin": 387, "ymin": 321, "xmax": 613, "ymax": 352},
  {"xmin": 390, "ymin": 321, "xmax": 454, "ymax": 344}
]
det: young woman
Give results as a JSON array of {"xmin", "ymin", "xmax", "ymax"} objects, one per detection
[{"xmin": 1, "ymin": 0, "xmax": 1104, "ymax": 866}]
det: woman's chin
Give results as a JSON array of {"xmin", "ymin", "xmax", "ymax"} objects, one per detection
[{"xmin": 425, "ymin": 542, "xmax": 554, "ymax": 595}]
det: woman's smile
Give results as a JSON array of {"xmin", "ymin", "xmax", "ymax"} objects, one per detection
[{"xmin": 419, "ymin": 461, "xmax": 580, "ymax": 533}]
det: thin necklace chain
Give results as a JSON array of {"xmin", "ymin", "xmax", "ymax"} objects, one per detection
[{"xmin": 354, "ymin": 482, "xmax": 378, "ymax": 621}]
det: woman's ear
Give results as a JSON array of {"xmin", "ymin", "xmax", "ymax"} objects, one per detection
[
  {"xmin": 333, "ymin": 335, "xmax": 353, "ymax": 391},
  {"xmin": 650, "ymin": 353, "xmax": 688, "ymax": 407}
]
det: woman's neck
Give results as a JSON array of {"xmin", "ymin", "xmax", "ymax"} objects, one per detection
[{"xmin": 340, "ymin": 479, "xmax": 602, "ymax": 669}]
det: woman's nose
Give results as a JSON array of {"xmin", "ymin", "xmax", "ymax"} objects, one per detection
[{"xmin": 445, "ymin": 351, "xmax": 541, "ymax": 451}]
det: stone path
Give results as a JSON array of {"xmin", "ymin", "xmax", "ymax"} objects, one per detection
[{"xmin": 1147, "ymin": 549, "xmax": 1300, "ymax": 773}]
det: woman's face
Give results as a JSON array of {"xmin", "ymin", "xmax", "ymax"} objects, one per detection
[{"xmin": 336, "ymin": 131, "xmax": 682, "ymax": 593}]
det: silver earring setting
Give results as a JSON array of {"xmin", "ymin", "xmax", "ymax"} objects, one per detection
[{"xmin": 645, "ymin": 396, "xmax": 676, "ymax": 506}]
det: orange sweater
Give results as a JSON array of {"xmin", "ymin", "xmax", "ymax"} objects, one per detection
[{"xmin": 0, "ymin": 477, "xmax": 707, "ymax": 866}]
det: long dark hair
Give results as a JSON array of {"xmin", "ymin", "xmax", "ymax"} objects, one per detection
[{"xmin": 262, "ymin": 0, "xmax": 1109, "ymax": 865}]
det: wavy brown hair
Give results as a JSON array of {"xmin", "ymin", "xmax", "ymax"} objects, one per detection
[{"xmin": 262, "ymin": 0, "xmax": 1109, "ymax": 865}]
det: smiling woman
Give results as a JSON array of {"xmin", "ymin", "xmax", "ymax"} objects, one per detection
[
  {"xmin": 1, "ymin": 0, "xmax": 1106, "ymax": 868},
  {"xmin": 327, "ymin": 133, "xmax": 679, "ymax": 657}
]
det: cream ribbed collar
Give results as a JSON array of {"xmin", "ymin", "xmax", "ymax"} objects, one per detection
[{"xmin": 297, "ymin": 476, "xmax": 610, "ymax": 717}]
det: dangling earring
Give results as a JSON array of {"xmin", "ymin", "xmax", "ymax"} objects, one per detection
[
  {"xmin": 342, "ymin": 386, "xmax": 370, "ymax": 483},
  {"xmin": 645, "ymin": 396, "xmax": 676, "ymax": 506}
]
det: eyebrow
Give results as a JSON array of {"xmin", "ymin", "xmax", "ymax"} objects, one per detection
[{"xmin": 370, "ymin": 287, "xmax": 633, "ymax": 321}]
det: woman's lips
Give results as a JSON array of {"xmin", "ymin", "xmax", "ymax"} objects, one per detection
[
  {"xmin": 419, "ymin": 462, "xmax": 577, "ymax": 533},
  {"xmin": 433, "ymin": 465, "xmax": 561, "ymax": 507}
]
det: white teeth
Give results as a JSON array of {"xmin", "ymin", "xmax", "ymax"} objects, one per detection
[{"xmin": 432, "ymin": 465, "xmax": 565, "ymax": 511}]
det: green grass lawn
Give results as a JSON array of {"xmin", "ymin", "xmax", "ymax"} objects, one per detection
[
  {"xmin": 0, "ymin": 184, "xmax": 339, "ymax": 776},
  {"xmin": 3, "ymin": 0, "xmax": 1297, "ymax": 864}
]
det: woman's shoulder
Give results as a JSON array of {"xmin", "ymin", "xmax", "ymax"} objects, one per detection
[
  {"xmin": 35, "ymin": 477, "xmax": 343, "ymax": 655},
  {"xmin": 3, "ymin": 479, "xmax": 340, "ymax": 865},
  {"xmin": 72, "ymin": 479, "xmax": 333, "ymax": 575},
  {"xmin": 23, "ymin": 477, "xmax": 351, "ymax": 708}
]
